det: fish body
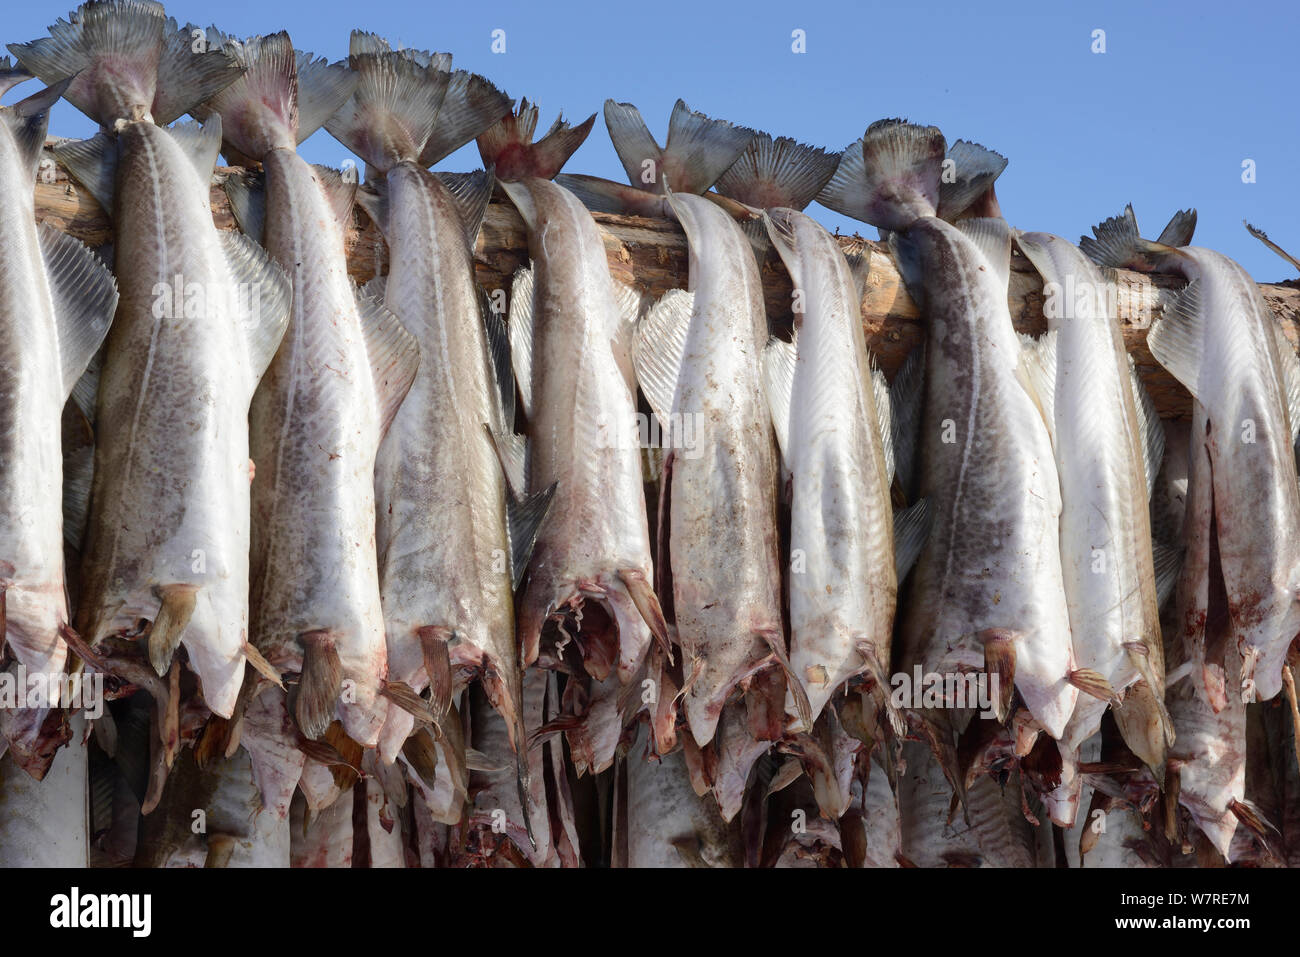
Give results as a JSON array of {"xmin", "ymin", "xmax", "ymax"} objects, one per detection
[
  {"xmin": 762, "ymin": 207, "xmax": 895, "ymax": 724},
  {"xmin": 898, "ymin": 217, "xmax": 1076, "ymax": 738}
]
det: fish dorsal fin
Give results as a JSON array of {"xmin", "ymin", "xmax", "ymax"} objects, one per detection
[
  {"xmin": 889, "ymin": 343, "xmax": 925, "ymax": 497},
  {"xmin": 871, "ymin": 364, "xmax": 895, "ymax": 485},
  {"xmin": 220, "ymin": 231, "xmax": 292, "ymax": 379},
  {"xmin": 1127, "ymin": 356, "xmax": 1165, "ymax": 499},
  {"xmin": 714, "ymin": 133, "xmax": 838, "ymax": 212},
  {"xmin": 38, "ymin": 222, "xmax": 118, "ymax": 400},
  {"xmin": 1156, "ymin": 208, "xmax": 1197, "ymax": 247},
  {"xmin": 1017, "ymin": 330, "xmax": 1058, "ymax": 445},
  {"xmin": 222, "ymin": 169, "xmax": 266, "ymax": 241},
  {"xmin": 507, "ymin": 266, "xmax": 536, "ymax": 418},
  {"xmin": 164, "ymin": 116, "xmax": 223, "ymax": 183},
  {"xmin": 762, "ymin": 334, "xmax": 797, "ymax": 465},
  {"xmin": 4, "ymin": 76, "xmax": 69, "ymax": 180},
  {"xmin": 356, "ymin": 290, "xmax": 420, "ymax": 441},
  {"xmin": 632, "ymin": 288, "xmax": 694, "ymax": 426},
  {"xmin": 70, "ymin": 347, "xmax": 103, "ymax": 425},
  {"xmin": 1146, "ymin": 280, "xmax": 1206, "ymax": 402},
  {"xmin": 52, "ymin": 133, "xmax": 117, "ymax": 214},
  {"xmin": 295, "ymin": 50, "xmax": 358, "ymax": 145},
  {"xmin": 312, "ymin": 164, "xmax": 357, "ymax": 230},
  {"xmin": 936, "ymin": 140, "xmax": 1007, "ymax": 223},
  {"xmin": 893, "ymin": 497, "xmax": 932, "ymax": 581},
  {"xmin": 434, "ymin": 168, "xmax": 493, "ymax": 249},
  {"xmin": 955, "ymin": 216, "xmax": 1011, "ymax": 290},
  {"xmin": 482, "ymin": 291, "xmax": 515, "ymax": 432}
]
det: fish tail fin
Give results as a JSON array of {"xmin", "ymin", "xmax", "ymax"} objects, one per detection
[
  {"xmin": 1157, "ymin": 208, "xmax": 1197, "ymax": 247},
  {"xmin": 604, "ymin": 98, "xmax": 756, "ymax": 196},
  {"xmin": 714, "ymin": 131, "xmax": 837, "ymax": 211},
  {"xmin": 198, "ymin": 32, "xmax": 342, "ymax": 159},
  {"xmin": 2, "ymin": 75, "xmax": 71, "ymax": 181},
  {"xmin": 937, "ymin": 139, "xmax": 1008, "ymax": 222},
  {"xmin": 477, "ymin": 98, "xmax": 595, "ymax": 182},
  {"xmin": 1079, "ymin": 204, "xmax": 1184, "ymax": 272},
  {"xmin": 817, "ymin": 118, "xmax": 946, "ymax": 231},
  {"xmin": 1245, "ymin": 220, "xmax": 1300, "ymax": 276},
  {"xmin": 9, "ymin": 5, "xmax": 242, "ymax": 128},
  {"xmin": 294, "ymin": 630, "xmax": 343, "ymax": 740},
  {"xmin": 0, "ymin": 56, "xmax": 32, "ymax": 98}
]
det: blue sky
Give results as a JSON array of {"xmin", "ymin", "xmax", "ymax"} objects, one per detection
[{"xmin": 8, "ymin": 0, "xmax": 1298, "ymax": 280}]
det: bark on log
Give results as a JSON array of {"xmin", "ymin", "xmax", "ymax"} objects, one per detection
[{"xmin": 33, "ymin": 165, "xmax": 1300, "ymax": 421}]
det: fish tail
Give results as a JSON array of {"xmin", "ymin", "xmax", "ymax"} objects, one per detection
[
  {"xmin": 477, "ymin": 98, "xmax": 595, "ymax": 182},
  {"xmin": 326, "ymin": 33, "xmax": 510, "ymax": 173},
  {"xmin": 1079, "ymin": 203, "xmax": 1184, "ymax": 272},
  {"xmin": 9, "ymin": 2, "xmax": 242, "ymax": 128},
  {"xmin": 198, "ymin": 31, "xmax": 355, "ymax": 160},
  {"xmin": 714, "ymin": 132, "xmax": 837, "ymax": 211},
  {"xmin": 605, "ymin": 98, "xmax": 755, "ymax": 196},
  {"xmin": 936, "ymin": 139, "xmax": 1007, "ymax": 223},
  {"xmin": 817, "ymin": 118, "xmax": 946, "ymax": 231}
]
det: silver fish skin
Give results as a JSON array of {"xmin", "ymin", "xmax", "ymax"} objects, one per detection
[
  {"xmin": 15, "ymin": 7, "xmax": 291, "ymax": 719},
  {"xmin": 204, "ymin": 35, "xmax": 414, "ymax": 749},
  {"xmin": 762, "ymin": 207, "xmax": 895, "ymax": 725},
  {"xmin": 505, "ymin": 177, "xmax": 664, "ymax": 682},
  {"xmin": 322, "ymin": 43, "xmax": 517, "ymax": 761},
  {"xmin": 134, "ymin": 745, "xmax": 290, "ymax": 867},
  {"xmin": 1149, "ymin": 247, "xmax": 1300, "ymax": 704},
  {"xmin": 0, "ymin": 78, "xmax": 116, "ymax": 694},
  {"xmin": 622, "ymin": 725, "xmax": 744, "ymax": 868},
  {"xmin": 1015, "ymin": 232, "xmax": 1169, "ymax": 779},
  {"xmin": 371, "ymin": 163, "xmax": 513, "ymax": 758},
  {"xmin": 0, "ymin": 713, "xmax": 88, "ymax": 866},
  {"xmin": 635, "ymin": 191, "xmax": 785, "ymax": 748},
  {"xmin": 897, "ymin": 217, "xmax": 1076, "ymax": 739},
  {"xmin": 73, "ymin": 117, "xmax": 289, "ymax": 720}
]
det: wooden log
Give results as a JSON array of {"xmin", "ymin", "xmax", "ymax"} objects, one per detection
[{"xmin": 33, "ymin": 163, "xmax": 1300, "ymax": 421}]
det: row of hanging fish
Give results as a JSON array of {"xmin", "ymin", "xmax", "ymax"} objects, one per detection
[{"xmin": 1, "ymin": 0, "xmax": 1298, "ymax": 867}]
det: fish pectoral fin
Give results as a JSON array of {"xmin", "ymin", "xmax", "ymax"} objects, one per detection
[
  {"xmin": 357, "ymin": 290, "xmax": 421, "ymax": 441},
  {"xmin": 976, "ymin": 628, "xmax": 1018, "ymax": 723},
  {"xmin": 242, "ymin": 641, "xmax": 284, "ymax": 690},
  {"xmin": 148, "ymin": 584, "xmax": 199, "ymax": 676},
  {"xmin": 401, "ymin": 726, "xmax": 440, "ymax": 790},
  {"xmin": 1067, "ymin": 668, "xmax": 1118, "ymax": 703},
  {"xmin": 857, "ymin": 642, "xmax": 905, "ymax": 737},
  {"xmin": 416, "ymin": 626, "xmax": 454, "ymax": 724},
  {"xmin": 294, "ymin": 630, "xmax": 344, "ymax": 740},
  {"xmin": 618, "ymin": 568, "xmax": 672, "ymax": 663},
  {"xmin": 379, "ymin": 679, "xmax": 438, "ymax": 727}
]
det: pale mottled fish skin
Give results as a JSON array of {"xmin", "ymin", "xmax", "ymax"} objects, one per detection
[
  {"xmin": 249, "ymin": 150, "xmax": 391, "ymax": 747},
  {"xmin": 77, "ymin": 121, "xmax": 284, "ymax": 718},
  {"xmin": 290, "ymin": 787, "xmax": 353, "ymax": 868},
  {"xmin": 1016, "ymin": 233, "xmax": 1165, "ymax": 759},
  {"xmin": 1160, "ymin": 249, "xmax": 1300, "ymax": 703},
  {"xmin": 661, "ymin": 191, "xmax": 784, "ymax": 747},
  {"xmin": 897, "ymin": 740, "xmax": 1037, "ymax": 868},
  {"xmin": 373, "ymin": 163, "xmax": 514, "ymax": 760},
  {"xmin": 0, "ymin": 99, "xmax": 99, "ymax": 685},
  {"xmin": 0, "ymin": 714, "xmax": 87, "ymax": 866},
  {"xmin": 506, "ymin": 178, "xmax": 660, "ymax": 679},
  {"xmin": 767, "ymin": 207, "xmax": 895, "ymax": 724},
  {"xmin": 134, "ymin": 745, "xmax": 289, "ymax": 867},
  {"xmin": 898, "ymin": 218, "xmax": 1076, "ymax": 738},
  {"xmin": 624, "ymin": 726, "xmax": 744, "ymax": 867}
]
